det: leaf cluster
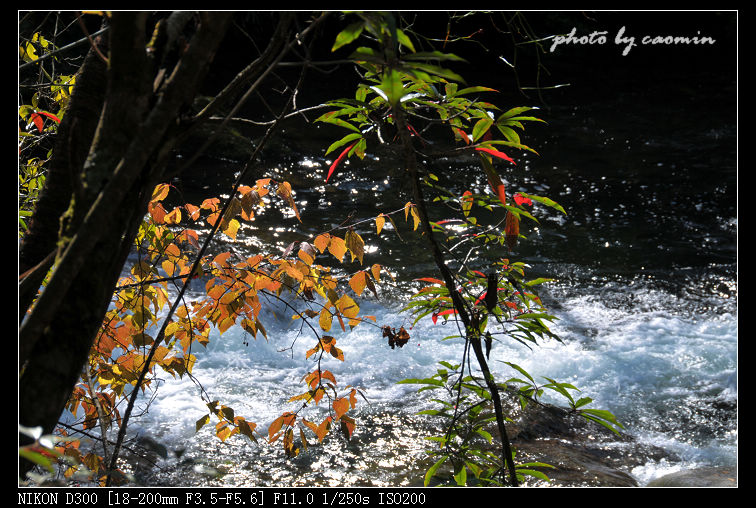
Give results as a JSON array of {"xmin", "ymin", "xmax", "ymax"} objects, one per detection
[{"xmin": 315, "ymin": 11, "xmax": 622, "ymax": 487}]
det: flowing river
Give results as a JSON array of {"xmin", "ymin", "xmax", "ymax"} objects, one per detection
[{"xmin": 111, "ymin": 31, "xmax": 736, "ymax": 487}]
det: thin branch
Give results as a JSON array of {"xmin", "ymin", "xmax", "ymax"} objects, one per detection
[
  {"xmin": 75, "ymin": 13, "xmax": 108, "ymax": 65},
  {"xmin": 19, "ymin": 27, "xmax": 109, "ymax": 71},
  {"xmin": 106, "ymin": 18, "xmax": 312, "ymax": 485}
]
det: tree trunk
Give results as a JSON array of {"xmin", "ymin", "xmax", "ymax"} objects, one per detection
[{"xmin": 18, "ymin": 12, "xmax": 233, "ymax": 476}]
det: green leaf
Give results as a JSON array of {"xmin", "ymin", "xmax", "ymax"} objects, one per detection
[
  {"xmin": 455, "ymin": 86, "xmax": 497, "ymax": 96},
  {"xmin": 525, "ymin": 277, "xmax": 554, "ymax": 287},
  {"xmin": 395, "ymin": 28, "xmax": 415, "ymax": 52},
  {"xmin": 325, "ymin": 133, "xmax": 363, "ymax": 155},
  {"xmin": 397, "ymin": 377, "xmax": 445, "ymax": 387},
  {"xmin": 315, "ymin": 111, "xmax": 362, "ymax": 133},
  {"xmin": 472, "ymin": 117, "xmax": 494, "ymax": 142},
  {"xmin": 424, "ymin": 456, "xmax": 448, "ymax": 486},
  {"xmin": 518, "ymin": 193, "xmax": 567, "ymax": 214},
  {"xmin": 502, "ymin": 362, "xmax": 536, "ymax": 384},
  {"xmin": 516, "ymin": 468, "xmax": 551, "ymax": 482},
  {"xmin": 580, "ymin": 408, "xmax": 625, "ymax": 431},
  {"xmin": 403, "ymin": 51, "xmax": 466, "ymax": 62},
  {"xmin": 19, "ymin": 448, "xmax": 55, "ymax": 473},
  {"xmin": 377, "ymin": 69, "xmax": 406, "ymax": 107},
  {"xmin": 499, "ymin": 106, "xmax": 538, "ymax": 120},
  {"xmin": 454, "ymin": 465, "xmax": 467, "ymax": 486},
  {"xmin": 496, "ymin": 125, "xmax": 521, "ymax": 144},
  {"xmin": 475, "ymin": 428, "xmax": 493, "ymax": 443},
  {"xmin": 403, "ymin": 62, "xmax": 465, "ymax": 83},
  {"xmin": 505, "ymin": 115, "xmax": 547, "ymax": 123},
  {"xmin": 332, "ymin": 22, "xmax": 365, "ymax": 52}
]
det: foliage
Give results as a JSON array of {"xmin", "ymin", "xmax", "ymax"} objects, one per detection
[
  {"xmin": 316, "ymin": 12, "xmax": 622, "ymax": 486},
  {"xmin": 19, "ymin": 11, "xmax": 622, "ymax": 487},
  {"xmin": 18, "ymin": 29, "xmax": 71, "ymax": 237}
]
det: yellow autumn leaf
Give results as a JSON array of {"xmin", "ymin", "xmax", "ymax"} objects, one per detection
[
  {"xmin": 161, "ymin": 259, "xmax": 175, "ymax": 277},
  {"xmin": 298, "ymin": 248, "xmax": 314, "ymax": 266},
  {"xmin": 151, "ymin": 183, "xmax": 170, "ymax": 202},
  {"xmin": 336, "ymin": 294, "xmax": 360, "ymax": 325},
  {"xmin": 196, "ymin": 414, "xmax": 211, "ymax": 432},
  {"xmin": 376, "ymin": 214, "xmax": 385, "ymax": 235},
  {"xmin": 319, "ymin": 308, "xmax": 333, "ymax": 332},
  {"xmin": 371, "ymin": 263, "xmax": 381, "ymax": 282},
  {"xmin": 165, "ymin": 207, "xmax": 182, "ymax": 225},
  {"xmin": 344, "ymin": 229, "xmax": 364, "ymax": 264},
  {"xmin": 223, "ymin": 218, "xmax": 240, "ymax": 240},
  {"xmin": 215, "ymin": 422, "xmax": 232, "ymax": 442},
  {"xmin": 283, "ymin": 261, "xmax": 304, "ymax": 281},
  {"xmin": 409, "ymin": 205, "xmax": 421, "ymax": 231},
  {"xmin": 328, "ymin": 236, "xmax": 347, "ymax": 262}
]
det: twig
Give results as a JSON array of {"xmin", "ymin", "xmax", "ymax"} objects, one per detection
[{"xmin": 75, "ymin": 13, "xmax": 108, "ymax": 65}]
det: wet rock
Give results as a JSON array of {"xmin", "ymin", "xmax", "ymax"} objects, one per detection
[
  {"xmin": 646, "ymin": 466, "xmax": 737, "ymax": 487},
  {"xmin": 496, "ymin": 396, "xmax": 676, "ymax": 486}
]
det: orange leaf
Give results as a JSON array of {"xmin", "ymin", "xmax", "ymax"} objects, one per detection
[
  {"xmin": 317, "ymin": 417, "xmax": 332, "ymax": 442},
  {"xmin": 340, "ymin": 415, "xmax": 356, "ymax": 440},
  {"xmin": 201, "ymin": 197, "xmax": 220, "ymax": 212},
  {"xmin": 213, "ymin": 252, "xmax": 232, "ymax": 267},
  {"xmin": 336, "ymin": 294, "xmax": 359, "ymax": 320},
  {"xmin": 328, "ymin": 236, "xmax": 347, "ymax": 262},
  {"xmin": 414, "ymin": 277, "xmax": 445, "ymax": 285},
  {"xmin": 313, "ymin": 233, "xmax": 330, "ymax": 253},
  {"xmin": 330, "ymin": 345, "xmax": 345, "ymax": 361},
  {"xmin": 333, "ymin": 397, "xmax": 349, "ymax": 419},
  {"xmin": 268, "ymin": 412, "xmax": 296, "ymax": 441},
  {"xmin": 349, "ymin": 271, "xmax": 367, "ymax": 296},
  {"xmin": 453, "ymin": 127, "xmax": 471, "ymax": 144},
  {"xmin": 149, "ymin": 202, "xmax": 167, "ymax": 223}
]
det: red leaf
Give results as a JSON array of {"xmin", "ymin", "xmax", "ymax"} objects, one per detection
[
  {"xmin": 475, "ymin": 146, "xmax": 516, "ymax": 165},
  {"xmin": 326, "ymin": 142, "xmax": 356, "ymax": 182},
  {"xmin": 414, "ymin": 277, "xmax": 445, "ymax": 285},
  {"xmin": 505, "ymin": 211, "xmax": 519, "ymax": 251},
  {"xmin": 514, "ymin": 193, "xmax": 532, "ymax": 206},
  {"xmin": 30, "ymin": 113, "xmax": 44, "ymax": 133},
  {"xmin": 453, "ymin": 127, "xmax": 471, "ymax": 145},
  {"xmin": 489, "ymin": 179, "xmax": 507, "ymax": 207},
  {"xmin": 36, "ymin": 111, "xmax": 60, "ymax": 123},
  {"xmin": 438, "ymin": 309, "xmax": 457, "ymax": 317},
  {"xmin": 478, "ymin": 152, "xmax": 507, "ymax": 207}
]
